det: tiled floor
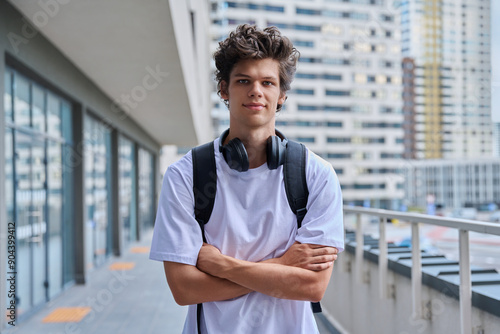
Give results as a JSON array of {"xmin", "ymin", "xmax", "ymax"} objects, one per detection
[{"xmin": 5, "ymin": 230, "xmax": 187, "ymax": 334}]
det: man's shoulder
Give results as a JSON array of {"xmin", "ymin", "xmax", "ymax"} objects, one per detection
[
  {"xmin": 167, "ymin": 140, "xmax": 218, "ymax": 176},
  {"xmin": 165, "ymin": 148, "xmax": 194, "ymax": 177},
  {"xmin": 304, "ymin": 146, "xmax": 334, "ymax": 173}
]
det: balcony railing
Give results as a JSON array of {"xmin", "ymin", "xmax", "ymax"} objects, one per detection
[{"xmin": 343, "ymin": 206, "xmax": 500, "ymax": 334}]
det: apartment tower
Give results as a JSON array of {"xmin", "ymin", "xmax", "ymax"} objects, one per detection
[{"xmin": 401, "ymin": 0, "xmax": 492, "ymax": 159}]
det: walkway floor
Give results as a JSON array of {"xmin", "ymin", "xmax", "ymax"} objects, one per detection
[
  {"xmin": 5, "ymin": 230, "xmax": 186, "ymax": 334},
  {"xmin": 5, "ymin": 230, "xmax": 335, "ymax": 334}
]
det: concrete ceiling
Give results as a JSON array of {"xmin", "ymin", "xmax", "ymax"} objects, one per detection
[{"xmin": 8, "ymin": 0, "xmax": 207, "ymax": 146}]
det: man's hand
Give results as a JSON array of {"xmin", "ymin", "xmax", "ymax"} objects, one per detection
[
  {"xmin": 197, "ymin": 243, "xmax": 224, "ymax": 276},
  {"xmin": 278, "ymin": 242, "xmax": 338, "ymax": 271}
]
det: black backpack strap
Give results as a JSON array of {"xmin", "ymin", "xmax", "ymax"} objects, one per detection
[
  {"xmin": 192, "ymin": 141, "xmax": 217, "ymax": 243},
  {"xmin": 192, "ymin": 141, "xmax": 217, "ymax": 334},
  {"xmin": 284, "ymin": 141, "xmax": 322, "ymax": 313},
  {"xmin": 196, "ymin": 303, "xmax": 203, "ymax": 334},
  {"xmin": 284, "ymin": 140, "xmax": 309, "ymax": 228}
]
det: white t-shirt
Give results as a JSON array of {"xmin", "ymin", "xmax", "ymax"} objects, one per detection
[{"xmin": 150, "ymin": 139, "xmax": 344, "ymax": 334}]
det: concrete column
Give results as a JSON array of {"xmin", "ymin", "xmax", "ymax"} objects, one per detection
[
  {"xmin": 0, "ymin": 46, "xmax": 8, "ymax": 333},
  {"xmin": 73, "ymin": 105, "xmax": 86, "ymax": 284},
  {"xmin": 153, "ymin": 152, "xmax": 159, "ymax": 226},
  {"xmin": 111, "ymin": 129, "xmax": 121, "ymax": 256},
  {"xmin": 134, "ymin": 143, "xmax": 141, "ymax": 241}
]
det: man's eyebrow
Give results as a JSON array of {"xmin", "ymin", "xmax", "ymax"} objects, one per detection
[{"xmin": 233, "ymin": 73, "xmax": 278, "ymax": 80}]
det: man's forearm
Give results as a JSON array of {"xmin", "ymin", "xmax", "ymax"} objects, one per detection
[
  {"xmin": 164, "ymin": 261, "xmax": 252, "ymax": 306},
  {"xmin": 199, "ymin": 252, "xmax": 333, "ymax": 302}
]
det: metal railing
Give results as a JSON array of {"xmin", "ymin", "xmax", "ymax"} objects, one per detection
[{"xmin": 343, "ymin": 206, "xmax": 500, "ymax": 334}]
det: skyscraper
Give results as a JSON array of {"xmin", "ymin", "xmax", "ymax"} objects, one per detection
[
  {"xmin": 494, "ymin": 122, "xmax": 500, "ymax": 157},
  {"xmin": 210, "ymin": 0, "xmax": 404, "ymax": 209},
  {"xmin": 401, "ymin": 0, "xmax": 492, "ymax": 159}
]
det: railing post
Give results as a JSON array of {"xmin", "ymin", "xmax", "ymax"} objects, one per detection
[
  {"xmin": 356, "ymin": 213, "xmax": 363, "ymax": 283},
  {"xmin": 459, "ymin": 229, "xmax": 471, "ymax": 334},
  {"xmin": 379, "ymin": 217, "xmax": 387, "ymax": 299},
  {"xmin": 411, "ymin": 222, "xmax": 422, "ymax": 319}
]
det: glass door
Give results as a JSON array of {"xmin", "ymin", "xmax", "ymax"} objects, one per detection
[
  {"xmin": 84, "ymin": 115, "xmax": 112, "ymax": 269},
  {"xmin": 15, "ymin": 132, "xmax": 47, "ymax": 316}
]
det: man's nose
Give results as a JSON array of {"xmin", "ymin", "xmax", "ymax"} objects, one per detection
[{"xmin": 248, "ymin": 82, "xmax": 263, "ymax": 97}]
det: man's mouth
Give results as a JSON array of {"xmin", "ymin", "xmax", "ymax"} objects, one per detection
[{"xmin": 244, "ymin": 103, "xmax": 265, "ymax": 111}]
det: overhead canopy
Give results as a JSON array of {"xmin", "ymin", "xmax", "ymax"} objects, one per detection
[{"xmin": 8, "ymin": 0, "xmax": 212, "ymax": 146}]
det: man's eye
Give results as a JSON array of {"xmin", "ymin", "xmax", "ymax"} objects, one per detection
[
  {"xmin": 238, "ymin": 79, "xmax": 248, "ymax": 84},
  {"xmin": 263, "ymin": 81, "xmax": 274, "ymax": 86}
]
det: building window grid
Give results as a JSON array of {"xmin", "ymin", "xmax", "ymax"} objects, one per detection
[
  {"xmin": 296, "ymin": 7, "xmax": 371, "ymax": 21},
  {"xmin": 226, "ymin": 2, "xmax": 284, "ymax": 12}
]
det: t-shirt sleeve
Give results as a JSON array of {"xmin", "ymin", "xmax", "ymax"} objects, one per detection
[
  {"xmin": 149, "ymin": 152, "xmax": 203, "ymax": 265},
  {"xmin": 295, "ymin": 149, "xmax": 345, "ymax": 253}
]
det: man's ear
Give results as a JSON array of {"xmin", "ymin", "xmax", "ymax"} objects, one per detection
[
  {"xmin": 220, "ymin": 81, "xmax": 229, "ymax": 99},
  {"xmin": 278, "ymin": 93, "xmax": 287, "ymax": 105}
]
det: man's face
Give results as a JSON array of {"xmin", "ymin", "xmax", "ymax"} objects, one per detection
[{"xmin": 221, "ymin": 58, "xmax": 286, "ymax": 132}]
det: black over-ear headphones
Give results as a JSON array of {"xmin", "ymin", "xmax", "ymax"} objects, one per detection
[{"xmin": 219, "ymin": 128, "xmax": 288, "ymax": 172}]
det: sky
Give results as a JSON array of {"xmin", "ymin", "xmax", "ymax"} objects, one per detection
[{"xmin": 492, "ymin": 1, "xmax": 499, "ymax": 122}]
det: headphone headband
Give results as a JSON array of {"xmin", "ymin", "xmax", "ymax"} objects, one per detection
[
  {"xmin": 218, "ymin": 128, "xmax": 288, "ymax": 172},
  {"xmin": 219, "ymin": 128, "xmax": 287, "ymax": 151}
]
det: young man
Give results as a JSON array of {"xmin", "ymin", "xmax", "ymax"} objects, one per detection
[{"xmin": 150, "ymin": 25, "xmax": 344, "ymax": 333}]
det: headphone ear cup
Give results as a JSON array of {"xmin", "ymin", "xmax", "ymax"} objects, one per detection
[
  {"xmin": 266, "ymin": 136, "xmax": 286, "ymax": 170},
  {"xmin": 223, "ymin": 138, "xmax": 249, "ymax": 172}
]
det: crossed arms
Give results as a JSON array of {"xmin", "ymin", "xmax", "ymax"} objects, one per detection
[{"xmin": 164, "ymin": 242, "xmax": 338, "ymax": 306}]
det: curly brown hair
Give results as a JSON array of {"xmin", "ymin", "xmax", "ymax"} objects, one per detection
[{"xmin": 214, "ymin": 24, "xmax": 299, "ymax": 111}]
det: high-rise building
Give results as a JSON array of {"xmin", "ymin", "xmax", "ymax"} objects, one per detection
[
  {"xmin": 210, "ymin": 0, "xmax": 404, "ymax": 209},
  {"xmin": 494, "ymin": 122, "xmax": 500, "ymax": 157},
  {"xmin": 401, "ymin": 0, "xmax": 492, "ymax": 159},
  {"xmin": 404, "ymin": 158, "xmax": 500, "ymax": 209}
]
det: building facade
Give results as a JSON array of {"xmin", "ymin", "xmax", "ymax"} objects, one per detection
[
  {"xmin": 404, "ymin": 158, "xmax": 500, "ymax": 210},
  {"xmin": 1, "ymin": 0, "xmax": 211, "ymax": 329},
  {"xmin": 209, "ymin": 0, "xmax": 404, "ymax": 209},
  {"xmin": 494, "ymin": 122, "xmax": 500, "ymax": 157},
  {"xmin": 401, "ymin": 0, "xmax": 492, "ymax": 159}
]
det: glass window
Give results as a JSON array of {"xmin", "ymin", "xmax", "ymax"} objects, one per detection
[
  {"xmin": 298, "ymin": 105, "xmax": 319, "ymax": 111},
  {"xmin": 47, "ymin": 93, "xmax": 62, "ymax": 138},
  {"xmin": 4, "ymin": 70, "xmax": 12, "ymax": 122},
  {"xmin": 119, "ymin": 136, "xmax": 137, "ymax": 246},
  {"xmin": 47, "ymin": 140, "xmax": 63, "ymax": 298},
  {"xmin": 5, "ymin": 67, "xmax": 73, "ymax": 316},
  {"xmin": 327, "ymin": 137, "xmax": 351, "ymax": 143},
  {"xmin": 15, "ymin": 132, "xmax": 48, "ymax": 310},
  {"xmin": 296, "ymin": 8, "xmax": 320, "ymax": 15},
  {"xmin": 324, "ymin": 74, "xmax": 342, "ymax": 81},
  {"xmin": 14, "ymin": 74, "xmax": 30, "ymax": 128},
  {"xmin": 326, "ymin": 90, "xmax": 350, "ymax": 96},
  {"xmin": 298, "ymin": 57, "xmax": 319, "ymax": 63},
  {"xmin": 32, "ymin": 84, "xmax": 46, "ymax": 132},
  {"xmin": 139, "ymin": 148, "xmax": 155, "ymax": 231},
  {"xmin": 327, "ymin": 122, "xmax": 343, "ymax": 127},
  {"xmin": 14, "ymin": 132, "xmax": 32, "ymax": 313},
  {"xmin": 327, "ymin": 153, "xmax": 352, "ymax": 159},
  {"xmin": 296, "ymin": 137, "xmax": 315, "ymax": 143},
  {"xmin": 5, "ymin": 128, "xmax": 14, "ymax": 222},
  {"xmin": 293, "ymin": 40, "xmax": 314, "ymax": 48},
  {"xmin": 295, "ymin": 89, "xmax": 314, "ymax": 95},
  {"xmin": 85, "ymin": 115, "xmax": 112, "ymax": 269},
  {"xmin": 325, "ymin": 106, "xmax": 350, "ymax": 112},
  {"xmin": 295, "ymin": 24, "xmax": 320, "ymax": 32},
  {"xmin": 296, "ymin": 73, "xmax": 317, "ymax": 79}
]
